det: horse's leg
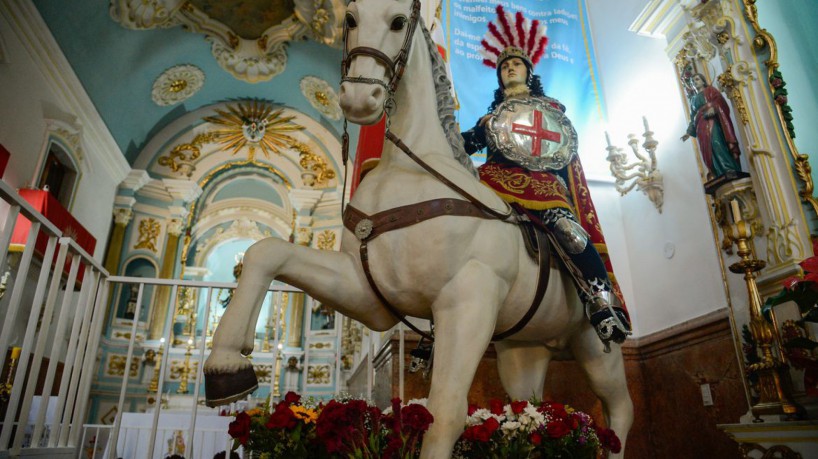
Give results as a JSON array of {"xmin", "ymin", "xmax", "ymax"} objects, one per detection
[
  {"xmin": 420, "ymin": 261, "xmax": 504, "ymax": 459},
  {"xmin": 205, "ymin": 236, "xmax": 394, "ymax": 374},
  {"xmin": 570, "ymin": 326, "xmax": 633, "ymax": 458},
  {"xmin": 494, "ymin": 341, "xmax": 552, "ymax": 401}
]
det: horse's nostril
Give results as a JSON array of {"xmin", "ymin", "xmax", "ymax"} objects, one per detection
[{"xmin": 371, "ymin": 85, "xmax": 384, "ymax": 101}]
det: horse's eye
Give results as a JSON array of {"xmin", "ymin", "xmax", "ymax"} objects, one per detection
[
  {"xmin": 345, "ymin": 13, "xmax": 357, "ymax": 29},
  {"xmin": 390, "ymin": 16, "xmax": 407, "ymax": 31}
]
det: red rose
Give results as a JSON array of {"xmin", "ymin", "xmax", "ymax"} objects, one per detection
[
  {"xmin": 227, "ymin": 412, "xmax": 251, "ymax": 445},
  {"xmin": 529, "ymin": 431, "xmax": 542, "ymax": 446},
  {"xmin": 483, "ymin": 417, "xmax": 500, "ymax": 435},
  {"xmin": 489, "ymin": 399, "xmax": 504, "ymax": 415},
  {"xmin": 463, "ymin": 421, "xmax": 496, "ymax": 443},
  {"xmin": 776, "ymin": 95, "xmax": 788, "ymax": 105},
  {"xmin": 546, "ymin": 420, "xmax": 571, "ymax": 438},
  {"xmin": 283, "ymin": 391, "xmax": 301, "ymax": 405},
  {"xmin": 316, "ymin": 401, "xmax": 353, "ymax": 453},
  {"xmin": 510, "ymin": 400, "xmax": 528, "ymax": 414},
  {"xmin": 467, "ymin": 404, "xmax": 478, "ymax": 416},
  {"xmin": 401, "ymin": 404, "xmax": 434, "ymax": 433},
  {"xmin": 266, "ymin": 403, "xmax": 297, "ymax": 429}
]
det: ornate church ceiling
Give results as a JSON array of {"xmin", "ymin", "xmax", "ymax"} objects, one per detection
[{"xmin": 32, "ymin": 0, "xmax": 346, "ymax": 164}]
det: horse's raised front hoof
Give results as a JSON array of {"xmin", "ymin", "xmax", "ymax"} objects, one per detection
[{"xmin": 204, "ymin": 365, "xmax": 258, "ymax": 408}]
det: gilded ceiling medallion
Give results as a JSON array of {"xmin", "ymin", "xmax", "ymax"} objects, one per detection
[
  {"xmin": 300, "ymin": 76, "xmax": 341, "ymax": 121},
  {"xmin": 111, "ymin": 0, "xmax": 346, "ymax": 83},
  {"xmin": 151, "ymin": 65, "xmax": 205, "ymax": 106},
  {"xmin": 203, "ymin": 100, "xmax": 305, "ymax": 160}
]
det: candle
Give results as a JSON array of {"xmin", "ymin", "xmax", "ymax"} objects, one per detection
[
  {"xmin": 605, "ymin": 131, "xmax": 612, "ymax": 148},
  {"xmin": 730, "ymin": 199, "xmax": 742, "ymax": 223},
  {"xmin": 642, "ymin": 116, "xmax": 650, "ymax": 132},
  {"xmin": 11, "ymin": 347, "xmax": 21, "ymax": 359}
]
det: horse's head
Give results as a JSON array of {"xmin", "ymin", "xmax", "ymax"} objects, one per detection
[{"xmin": 339, "ymin": 0, "xmax": 420, "ymax": 125}]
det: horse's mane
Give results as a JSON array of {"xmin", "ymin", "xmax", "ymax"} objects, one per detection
[{"xmin": 419, "ymin": 19, "xmax": 479, "ymax": 178}]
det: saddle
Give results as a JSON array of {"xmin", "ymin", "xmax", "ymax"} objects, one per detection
[{"xmin": 343, "ymin": 198, "xmax": 552, "ymax": 341}]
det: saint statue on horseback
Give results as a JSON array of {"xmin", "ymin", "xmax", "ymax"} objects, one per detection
[
  {"xmin": 204, "ymin": 1, "xmax": 633, "ymax": 457},
  {"xmin": 461, "ymin": 5, "xmax": 631, "ymax": 350}
]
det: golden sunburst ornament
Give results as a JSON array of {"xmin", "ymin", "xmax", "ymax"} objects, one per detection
[{"xmin": 203, "ymin": 100, "xmax": 305, "ymax": 160}]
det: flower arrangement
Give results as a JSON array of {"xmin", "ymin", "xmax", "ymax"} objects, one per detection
[
  {"xmin": 227, "ymin": 392, "xmax": 432, "ymax": 459},
  {"xmin": 226, "ymin": 393, "xmax": 619, "ymax": 458},
  {"xmin": 763, "ymin": 255, "xmax": 818, "ymax": 396},
  {"xmin": 454, "ymin": 399, "xmax": 620, "ymax": 459}
]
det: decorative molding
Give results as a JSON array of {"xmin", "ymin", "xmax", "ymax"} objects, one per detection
[
  {"xmin": 194, "ymin": 217, "xmax": 272, "ymax": 263},
  {"xmin": 166, "ymin": 217, "xmax": 185, "ymax": 237},
  {"xmin": 294, "ymin": 142, "xmax": 336, "ymax": 188},
  {"xmin": 44, "ymin": 118, "xmax": 85, "ymax": 166},
  {"xmin": 119, "ymin": 169, "xmax": 152, "ymax": 193},
  {"xmin": 289, "ymin": 189, "xmax": 324, "ymax": 213},
  {"xmin": 306, "ymin": 364, "xmax": 331, "ymax": 385},
  {"xmin": 162, "ymin": 178, "xmax": 203, "ymax": 204},
  {"xmin": 300, "ymin": 76, "xmax": 341, "ymax": 120},
  {"xmin": 106, "ymin": 354, "xmax": 139, "ymax": 377},
  {"xmin": 316, "ymin": 230, "xmax": 337, "ymax": 251},
  {"xmin": 151, "ymin": 64, "xmax": 205, "ymax": 106},
  {"xmin": 134, "ymin": 217, "xmax": 161, "ymax": 252},
  {"xmin": 110, "ymin": 0, "xmax": 345, "ymax": 83},
  {"xmin": 202, "ymin": 100, "xmax": 305, "ymax": 160},
  {"xmin": 1, "ymin": 0, "xmax": 129, "ymax": 182},
  {"xmin": 113, "ymin": 207, "xmax": 134, "ymax": 227},
  {"xmin": 622, "ymin": 308, "xmax": 731, "ymax": 361}
]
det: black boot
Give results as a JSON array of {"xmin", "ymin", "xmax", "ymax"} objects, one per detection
[{"xmin": 586, "ymin": 291, "xmax": 632, "ymax": 352}]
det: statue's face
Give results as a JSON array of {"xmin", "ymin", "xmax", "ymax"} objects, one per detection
[
  {"xmin": 692, "ymin": 74, "xmax": 706, "ymax": 90},
  {"xmin": 500, "ymin": 57, "xmax": 528, "ymax": 89}
]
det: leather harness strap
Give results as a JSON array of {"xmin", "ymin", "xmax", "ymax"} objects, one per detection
[
  {"xmin": 343, "ymin": 198, "xmax": 495, "ymax": 241},
  {"xmin": 492, "ymin": 230, "xmax": 551, "ymax": 340},
  {"xmin": 344, "ymin": 198, "xmax": 551, "ymax": 341}
]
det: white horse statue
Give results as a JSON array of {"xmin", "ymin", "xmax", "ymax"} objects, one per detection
[{"xmin": 204, "ymin": 0, "xmax": 633, "ymax": 457}]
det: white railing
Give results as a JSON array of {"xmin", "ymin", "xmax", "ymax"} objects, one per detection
[
  {"xmin": 0, "ymin": 179, "xmax": 108, "ymax": 458},
  {"xmin": 0, "ymin": 178, "xmax": 386, "ymax": 458}
]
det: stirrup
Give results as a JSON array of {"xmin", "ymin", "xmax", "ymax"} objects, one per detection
[{"xmin": 586, "ymin": 292, "xmax": 632, "ymax": 352}]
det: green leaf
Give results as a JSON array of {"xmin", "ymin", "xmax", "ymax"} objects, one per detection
[{"xmin": 783, "ymin": 336, "xmax": 818, "ymax": 351}]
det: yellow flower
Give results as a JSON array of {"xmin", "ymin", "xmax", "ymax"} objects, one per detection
[
  {"xmin": 245, "ymin": 408, "xmax": 264, "ymax": 417},
  {"xmin": 290, "ymin": 405, "xmax": 318, "ymax": 424}
]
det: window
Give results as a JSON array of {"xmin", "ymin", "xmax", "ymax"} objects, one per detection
[{"xmin": 36, "ymin": 142, "xmax": 78, "ymax": 208}]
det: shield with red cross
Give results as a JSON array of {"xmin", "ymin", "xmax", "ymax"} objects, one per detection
[{"xmin": 485, "ymin": 96, "xmax": 578, "ymax": 171}]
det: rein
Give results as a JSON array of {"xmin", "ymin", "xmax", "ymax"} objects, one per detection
[{"xmin": 340, "ymin": 0, "xmax": 545, "ymax": 342}]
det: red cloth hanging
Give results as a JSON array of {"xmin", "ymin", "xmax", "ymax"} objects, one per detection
[
  {"xmin": 11, "ymin": 189, "xmax": 97, "ymax": 281},
  {"xmin": 350, "ymin": 117, "xmax": 386, "ymax": 198}
]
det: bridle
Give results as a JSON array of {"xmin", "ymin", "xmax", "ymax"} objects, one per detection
[{"xmin": 341, "ymin": 0, "xmax": 421, "ymax": 101}]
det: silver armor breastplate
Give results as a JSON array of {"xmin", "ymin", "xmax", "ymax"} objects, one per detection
[{"xmin": 485, "ymin": 96, "xmax": 578, "ymax": 171}]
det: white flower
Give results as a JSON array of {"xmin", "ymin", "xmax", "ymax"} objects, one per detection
[
  {"xmin": 501, "ymin": 420, "xmax": 521, "ymax": 432},
  {"xmin": 519, "ymin": 405, "xmax": 546, "ymax": 428},
  {"xmin": 466, "ymin": 408, "xmax": 505, "ymax": 426}
]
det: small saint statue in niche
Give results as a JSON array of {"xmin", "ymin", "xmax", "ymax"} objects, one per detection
[
  {"xmin": 124, "ymin": 283, "xmax": 139, "ymax": 319},
  {"xmin": 680, "ymin": 72, "xmax": 748, "ymax": 192}
]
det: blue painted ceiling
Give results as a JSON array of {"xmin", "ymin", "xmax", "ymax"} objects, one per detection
[{"xmin": 33, "ymin": 0, "xmax": 344, "ymax": 165}]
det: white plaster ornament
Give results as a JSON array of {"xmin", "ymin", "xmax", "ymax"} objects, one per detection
[
  {"xmin": 151, "ymin": 65, "xmax": 205, "ymax": 106},
  {"xmin": 300, "ymin": 76, "xmax": 342, "ymax": 121}
]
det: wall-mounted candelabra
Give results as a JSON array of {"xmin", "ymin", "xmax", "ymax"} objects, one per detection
[
  {"xmin": 148, "ymin": 338, "xmax": 165, "ymax": 394},
  {"xmin": 606, "ymin": 117, "xmax": 664, "ymax": 213},
  {"xmin": 176, "ymin": 339, "xmax": 194, "ymax": 394}
]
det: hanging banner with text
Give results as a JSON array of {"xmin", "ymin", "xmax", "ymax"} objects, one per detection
[{"xmin": 444, "ymin": 0, "xmax": 605, "ymax": 162}]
